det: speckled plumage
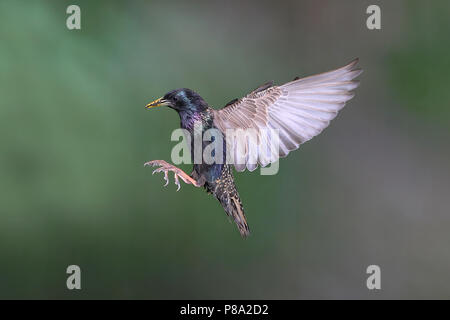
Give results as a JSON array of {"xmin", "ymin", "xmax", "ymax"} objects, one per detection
[
  {"xmin": 177, "ymin": 96, "xmax": 249, "ymax": 236},
  {"xmin": 202, "ymin": 164, "xmax": 249, "ymax": 236},
  {"xmin": 151, "ymin": 88, "xmax": 249, "ymax": 236}
]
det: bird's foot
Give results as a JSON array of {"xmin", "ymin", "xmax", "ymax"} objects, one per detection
[{"xmin": 144, "ymin": 160, "xmax": 200, "ymax": 191}]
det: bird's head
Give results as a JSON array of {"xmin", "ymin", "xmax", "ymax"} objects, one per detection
[{"xmin": 145, "ymin": 88, "xmax": 208, "ymax": 113}]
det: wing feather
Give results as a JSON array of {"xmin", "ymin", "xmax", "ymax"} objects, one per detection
[{"xmin": 213, "ymin": 59, "xmax": 362, "ymax": 172}]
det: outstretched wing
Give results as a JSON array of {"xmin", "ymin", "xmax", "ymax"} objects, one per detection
[{"xmin": 213, "ymin": 59, "xmax": 362, "ymax": 172}]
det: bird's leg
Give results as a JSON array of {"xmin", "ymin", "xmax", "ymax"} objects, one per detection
[{"xmin": 144, "ymin": 160, "xmax": 201, "ymax": 191}]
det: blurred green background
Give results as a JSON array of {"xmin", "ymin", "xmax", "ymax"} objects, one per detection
[{"xmin": 0, "ymin": 0, "xmax": 449, "ymax": 299}]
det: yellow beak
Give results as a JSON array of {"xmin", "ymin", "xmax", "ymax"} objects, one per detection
[{"xmin": 145, "ymin": 97, "xmax": 167, "ymax": 109}]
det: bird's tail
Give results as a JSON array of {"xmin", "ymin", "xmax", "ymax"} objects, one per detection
[
  {"xmin": 211, "ymin": 167, "xmax": 250, "ymax": 237},
  {"xmin": 220, "ymin": 192, "xmax": 249, "ymax": 238}
]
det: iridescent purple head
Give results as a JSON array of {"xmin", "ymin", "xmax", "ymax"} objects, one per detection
[{"xmin": 146, "ymin": 88, "xmax": 208, "ymax": 113}]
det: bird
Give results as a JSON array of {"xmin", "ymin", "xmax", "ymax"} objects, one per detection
[{"xmin": 144, "ymin": 59, "xmax": 362, "ymax": 238}]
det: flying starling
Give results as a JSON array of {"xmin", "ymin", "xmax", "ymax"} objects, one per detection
[{"xmin": 145, "ymin": 59, "xmax": 362, "ymax": 237}]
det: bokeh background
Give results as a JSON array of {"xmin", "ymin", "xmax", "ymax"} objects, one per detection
[{"xmin": 0, "ymin": 0, "xmax": 449, "ymax": 299}]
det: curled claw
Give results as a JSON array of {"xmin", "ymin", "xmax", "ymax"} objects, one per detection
[
  {"xmin": 144, "ymin": 161, "xmax": 154, "ymax": 168},
  {"xmin": 152, "ymin": 167, "xmax": 162, "ymax": 175},
  {"xmin": 163, "ymin": 171, "xmax": 169, "ymax": 187},
  {"xmin": 145, "ymin": 160, "xmax": 163, "ymax": 168},
  {"xmin": 151, "ymin": 167, "xmax": 169, "ymax": 187},
  {"xmin": 174, "ymin": 174, "xmax": 181, "ymax": 191}
]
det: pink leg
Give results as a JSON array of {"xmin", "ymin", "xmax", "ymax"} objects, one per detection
[{"xmin": 144, "ymin": 160, "xmax": 201, "ymax": 191}]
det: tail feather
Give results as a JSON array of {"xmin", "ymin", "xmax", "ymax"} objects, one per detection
[
  {"xmin": 223, "ymin": 195, "xmax": 249, "ymax": 237},
  {"xmin": 208, "ymin": 165, "xmax": 250, "ymax": 237}
]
